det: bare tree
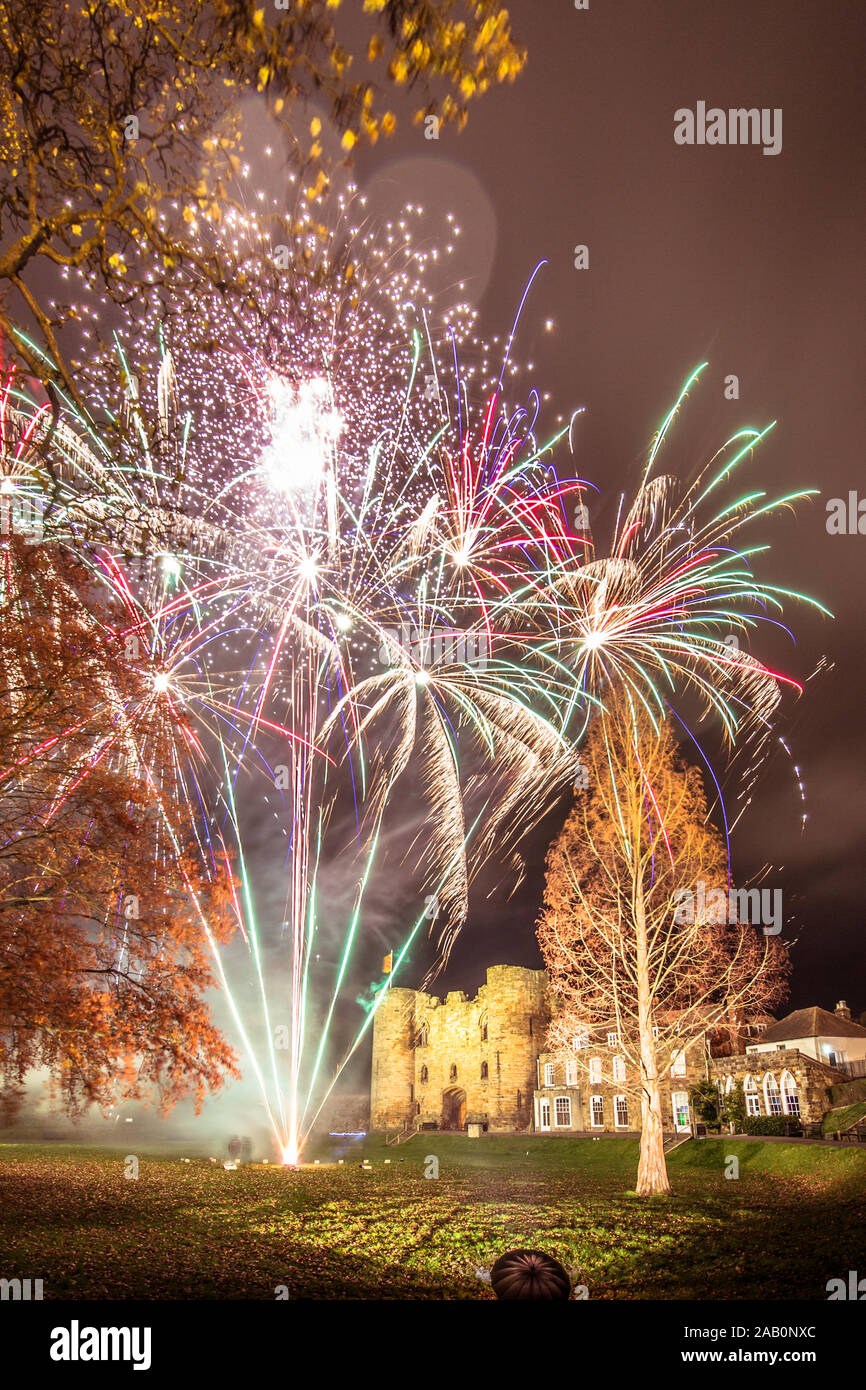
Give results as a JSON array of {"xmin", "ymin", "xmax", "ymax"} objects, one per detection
[{"xmin": 538, "ymin": 694, "xmax": 788, "ymax": 1195}]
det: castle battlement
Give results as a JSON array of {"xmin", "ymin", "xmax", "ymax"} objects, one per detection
[{"xmin": 370, "ymin": 965, "xmax": 550, "ymax": 1132}]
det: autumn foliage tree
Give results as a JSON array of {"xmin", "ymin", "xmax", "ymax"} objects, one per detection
[
  {"xmin": 0, "ymin": 534, "xmax": 239, "ymax": 1121},
  {"xmin": 537, "ymin": 693, "xmax": 789, "ymax": 1196},
  {"xmin": 0, "ymin": 0, "xmax": 525, "ymax": 402}
]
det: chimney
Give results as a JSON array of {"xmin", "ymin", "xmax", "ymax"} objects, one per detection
[{"xmin": 835, "ymin": 1000, "xmax": 851, "ymax": 1021}]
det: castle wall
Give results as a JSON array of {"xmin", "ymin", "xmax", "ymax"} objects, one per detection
[
  {"xmin": 485, "ymin": 965, "xmax": 549, "ymax": 1131},
  {"xmin": 369, "ymin": 986, "xmax": 416, "ymax": 1130},
  {"xmin": 370, "ymin": 965, "xmax": 550, "ymax": 1133}
]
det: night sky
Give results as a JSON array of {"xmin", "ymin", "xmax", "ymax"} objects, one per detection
[{"xmin": 352, "ymin": 0, "xmax": 866, "ymax": 1015}]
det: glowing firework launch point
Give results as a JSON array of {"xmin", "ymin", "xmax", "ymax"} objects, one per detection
[{"xmin": 261, "ymin": 376, "xmax": 343, "ymax": 493}]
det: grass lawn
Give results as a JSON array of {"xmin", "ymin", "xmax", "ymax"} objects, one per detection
[{"xmin": 0, "ymin": 1134, "xmax": 863, "ymax": 1300}]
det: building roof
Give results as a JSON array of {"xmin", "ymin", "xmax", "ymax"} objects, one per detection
[{"xmin": 758, "ymin": 1006, "xmax": 866, "ymax": 1044}]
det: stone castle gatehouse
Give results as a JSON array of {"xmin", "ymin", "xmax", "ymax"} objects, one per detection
[{"xmin": 370, "ymin": 965, "xmax": 549, "ymax": 1132}]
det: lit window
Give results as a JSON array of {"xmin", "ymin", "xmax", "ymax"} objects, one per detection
[
  {"xmin": 781, "ymin": 1071, "xmax": 800, "ymax": 1116},
  {"xmin": 671, "ymin": 1050, "xmax": 687, "ymax": 1077},
  {"xmin": 544, "ymin": 1062, "xmax": 555, "ymax": 1086},
  {"xmin": 590, "ymin": 1095, "xmax": 604, "ymax": 1127},
  {"xmin": 614, "ymin": 1095, "xmax": 629, "ymax": 1128},
  {"xmin": 572, "ymin": 1031, "xmax": 589, "ymax": 1051},
  {"xmin": 589, "ymin": 1057, "xmax": 602, "ymax": 1085},
  {"xmin": 672, "ymin": 1091, "xmax": 690, "ymax": 1130},
  {"xmin": 764, "ymin": 1074, "xmax": 783, "ymax": 1116},
  {"xmin": 612, "ymin": 1056, "xmax": 626, "ymax": 1084},
  {"xmin": 606, "ymin": 1031, "xmax": 618, "ymax": 1048},
  {"xmin": 565, "ymin": 1060, "xmax": 578, "ymax": 1086},
  {"xmin": 555, "ymin": 1096, "xmax": 572, "ymax": 1128}
]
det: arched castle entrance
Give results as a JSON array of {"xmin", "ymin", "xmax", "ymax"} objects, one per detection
[{"xmin": 441, "ymin": 1087, "xmax": 467, "ymax": 1130}]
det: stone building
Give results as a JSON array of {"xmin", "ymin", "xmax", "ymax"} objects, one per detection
[
  {"xmin": 370, "ymin": 963, "xmax": 847, "ymax": 1134},
  {"xmin": 533, "ymin": 1031, "xmax": 707, "ymax": 1136},
  {"xmin": 534, "ymin": 1032, "xmax": 836, "ymax": 1134},
  {"xmin": 370, "ymin": 965, "xmax": 549, "ymax": 1132}
]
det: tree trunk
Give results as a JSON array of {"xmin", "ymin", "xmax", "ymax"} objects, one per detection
[
  {"xmin": 636, "ymin": 1071, "xmax": 671, "ymax": 1195},
  {"xmin": 634, "ymin": 886, "xmax": 672, "ymax": 1196}
]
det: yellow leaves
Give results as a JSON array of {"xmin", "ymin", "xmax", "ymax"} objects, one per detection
[
  {"xmin": 182, "ymin": 206, "xmax": 196, "ymax": 225},
  {"xmin": 107, "ymin": 253, "xmax": 126, "ymax": 273},
  {"xmin": 460, "ymin": 74, "xmax": 476, "ymax": 98},
  {"xmin": 389, "ymin": 54, "xmax": 409, "ymax": 85},
  {"xmin": 252, "ymin": 6, "xmax": 264, "ymax": 27},
  {"xmin": 363, "ymin": 0, "xmax": 387, "ymax": 10},
  {"xmin": 310, "ymin": 142, "xmax": 322, "ymax": 159},
  {"xmin": 381, "ymin": 111, "xmax": 396, "ymax": 136},
  {"xmin": 257, "ymin": 65, "xmax": 270, "ymax": 90},
  {"xmin": 340, "ymin": 129, "xmax": 357, "ymax": 151},
  {"xmin": 70, "ymin": 224, "xmax": 82, "ymax": 237},
  {"xmin": 310, "ymin": 116, "xmax": 321, "ymax": 137},
  {"xmin": 410, "ymin": 38, "xmax": 430, "ymax": 66},
  {"xmin": 274, "ymin": 97, "xmax": 284, "ymax": 115},
  {"xmin": 367, "ymin": 35, "xmax": 383, "ymax": 62},
  {"xmin": 306, "ymin": 169, "xmax": 329, "ymax": 200}
]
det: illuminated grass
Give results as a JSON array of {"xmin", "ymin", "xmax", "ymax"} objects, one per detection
[{"xmin": 0, "ymin": 1138, "xmax": 863, "ymax": 1300}]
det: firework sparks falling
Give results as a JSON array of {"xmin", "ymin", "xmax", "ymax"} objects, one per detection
[{"xmin": 1, "ymin": 181, "xmax": 829, "ymax": 1163}]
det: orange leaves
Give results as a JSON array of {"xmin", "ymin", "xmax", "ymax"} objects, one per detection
[{"xmin": 0, "ymin": 540, "xmax": 239, "ymax": 1120}]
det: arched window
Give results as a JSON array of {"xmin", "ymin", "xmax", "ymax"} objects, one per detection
[
  {"xmin": 781, "ymin": 1069, "xmax": 800, "ymax": 1116},
  {"xmin": 589, "ymin": 1057, "xmax": 602, "ymax": 1085},
  {"xmin": 480, "ymin": 1061, "xmax": 488, "ymax": 1080},
  {"xmin": 420, "ymin": 1065, "xmax": 428, "ymax": 1083},
  {"xmin": 763, "ymin": 1072, "xmax": 783, "ymax": 1116},
  {"xmin": 417, "ymin": 1023, "xmax": 428, "ymax": 1048},
  {"xmin": 480, "ymin": 1014, "xmax": 488, "ymax": 1042},
  {"xmin": 725, "ymin": 1075, "xmax": 734, "ymax": 1093},
  {"xmin": 744, "ymin": 1072, "xmax": 761, "ymax": 1117},
  {"xmin": 449, "ymin": 1063, "xmax": 457, "ymax": 1081}
]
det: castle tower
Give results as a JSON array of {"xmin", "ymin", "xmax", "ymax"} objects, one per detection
[
  {"xmin": 484, "ymin": 965, "xmax": 549, "ymax": 1131},
  {"xmin": 370, "ymin": 986, "xmax": 416, "ymax": 1129}
]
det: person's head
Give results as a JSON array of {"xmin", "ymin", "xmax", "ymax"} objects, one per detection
[{"xmin": 490, "ymin": 1249, "xmax": 571, "ymax": 1300}]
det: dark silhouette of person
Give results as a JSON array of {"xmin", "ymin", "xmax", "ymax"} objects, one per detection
[
  {"xmin": 240, "ymin": 1136, "xmax": 253, "ymax": 1164},
  {"xmin": 490, "ymin": 1249, "xmax": 571, "ymax": 1300},
  {"xmin": 227, "ymin": 1135, "xmax": 242, "ymax": 1161}
]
